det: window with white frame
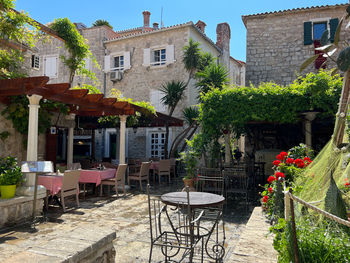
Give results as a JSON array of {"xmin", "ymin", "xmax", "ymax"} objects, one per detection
[
  {"xmin": 150, "ymin": 132, "xmax": 165, "ymax": 159},
  {"xmin": 113, "ymin": 55, "xmax": 124, "ymax": 70},
  {"xmin": 31, "ymin": 55, "xmax": 40, "ymax": 70},
  {"xmin": 151, "ymin": 48, "xmax": 166, "ymax": 66}
]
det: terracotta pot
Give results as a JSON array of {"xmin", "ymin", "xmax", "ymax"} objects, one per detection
[{"xmin": 182, "ymin": 178, "xmax": 196, "ymax": 192}]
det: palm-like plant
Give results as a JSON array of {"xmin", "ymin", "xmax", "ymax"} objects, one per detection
[
  {"xmin": 159, "ymin": 80, "xmax": 187, "ymax": 157},
  {"xmin": 92, "ymin": 19, "xmax": 113, "ymax": 29},
  {"xmin": 196, "ymin": 63, "xmax": 229, "ymax": 94},
  {"xmin": 182, "ymin": 39, "xmax": 201, "ymax": 84}
]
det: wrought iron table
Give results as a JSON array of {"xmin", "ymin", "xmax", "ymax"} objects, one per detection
[{"xmin": 161, "ymin": 191, "xmax": 225, "ymax": 262}]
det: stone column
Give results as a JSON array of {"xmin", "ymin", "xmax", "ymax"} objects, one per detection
[
  {"xmin": 17, "ymin": 95, "xmax": 46, "ymax": 196},
  {"xmin": 303, "ymin": 112, "xmax": 318, "ymax": 149},
  {"xmin": 119, "ymin": 115, "xmax": 127, "ymax": 164},
  {"xmin": 67, "ymin": 113, "xmax": 75, "ymax": 166}
]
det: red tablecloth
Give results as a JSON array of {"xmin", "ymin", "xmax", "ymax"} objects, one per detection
[
  {"xmin": 38, "ymin": 175, "xmax": 63, "ymax": 195},
  {"xmin": 79, "ymin": 168, "xmax": 116, "ymax": 186}
]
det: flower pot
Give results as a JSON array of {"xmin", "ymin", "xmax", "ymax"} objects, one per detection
[
  {"xmin": 0, "ymin": 185, "xmax": 16, "ymax": 199},
  {"xmin": 182, "ymin": 178, "xmax": 196, "ymax": 192}
]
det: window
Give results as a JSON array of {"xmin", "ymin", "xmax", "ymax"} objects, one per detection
[
  {"xmin": 304, "ymin": 18, "xmax": 339, "ymax": 45},
  {"xmin": 151, "ymin": 48, "xmax": 166, "ymax": 66},
  {"xmin": 150, "ymin": 89, "xmax": 166, "ymax": 113},
  {"xmin": 44, "ymin": 55, "xmax": 58, "ymax": 78},
  {"xmin": 113, "ymin": 55, "xmax": 124, "ymax": 70},
  {"xmin": 150, "ymin": 132, "xmax": 165, "ymax": 159},
  {"xmin": 313, "ymin": 22, "xmax": 327, "ymax": 40},
  {"xmin": 31, "ymin": 55, "xmax": 40, "ymax": 69}
]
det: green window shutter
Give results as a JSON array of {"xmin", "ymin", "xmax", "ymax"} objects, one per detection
[
  {"xmin": 304, "ymin": 21, "xmax": 312, "ymax": 45},
  {"xmin": 329, "ymin": 18, "xmax": 339, "ymax": 43}
]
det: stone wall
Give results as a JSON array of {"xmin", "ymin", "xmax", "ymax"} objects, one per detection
[
  {"xmin": 0, "ymin": 193, "xmax": 45, "ymax": 228},
  {"xmin": 244, "ymin": 5, "xmax": 348, "ymax": 86}
]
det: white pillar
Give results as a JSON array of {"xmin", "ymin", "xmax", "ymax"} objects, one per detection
[
  {"xmin": 224, "ymin": 132, "xmax": 231, "ymax": 165},
  {"xmin": 66, "ymin": 113, "xmax": 75, "ymax": 166},
  {"xmin": 303, "ymin": 112, "xmax": 318, "ymax": 149},
  {"xmin": 17, "ymin": 95, "xmax": 46, "ymax": 196},
  {"xmin": 119, "ymin": 115, "xmax": 127, "ymax": 164}
]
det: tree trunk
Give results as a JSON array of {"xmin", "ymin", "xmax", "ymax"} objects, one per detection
[
  {"xmin": 333, "ymin": 70, "xmax": 350, "ymax": 146},
  {"xmin": 169, "ymin": 124, "xmax": 193, "ymax": 158},
  {"xmin": 179, "ymin": 124, "xmax": 199, "ymax": 153}
]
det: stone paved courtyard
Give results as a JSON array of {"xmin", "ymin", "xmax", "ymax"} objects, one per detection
[{"xmin": 0, "ymin": 179, "xmax": 257, "ymax": 262}]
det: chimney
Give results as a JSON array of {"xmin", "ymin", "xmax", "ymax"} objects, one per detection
[
  {"xmin": 153, "ymin": 22, "xmax": 159, "ymax": 29},
  {"xmin": 216, "ymin": 23, "xmax": 231, "ymax": 70},
  {"xmin": 143, "ymin": 10, "xmax": 151, "ymax": 28},
  {"xmin": 195, "ymin": 20, "xmax": 206, "ymax": 33}
]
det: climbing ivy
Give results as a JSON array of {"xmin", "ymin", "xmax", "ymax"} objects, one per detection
[
  {"xmin": 1, "ymin": 96, "xmax": 69, "ymax": 136},
  {"xmin": 197, "ymin": 70, "xmax": 342, "ymax": 147}
]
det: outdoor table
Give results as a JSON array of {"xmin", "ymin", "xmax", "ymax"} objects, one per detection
[
  {"xmin": 79, "ymin": 168, "xmax": 116, "ymax": 186},
  {"xmin": 38, "ymin": 173, "xmax": 64, "ymax": 195},
  {"xmin": 160, "ymin": 191, "xmax": 225, "ymax": 261}
]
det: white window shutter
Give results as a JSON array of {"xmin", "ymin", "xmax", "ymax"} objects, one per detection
[
  {"xmin": 124, "ymin": 51, "xmax": 131, "ymax": 69},
  {"xmin": 104, "ymin": 55, "xmax": 110, "ymax": 72},
  {"xmin": 44, "ymin": 56, "xmax": 58, "ymax": 78},
  {"xmin": 166, "ymin": 45, "xmax": 175, "ymax": 64},
  {"xmin": 143, "ymin": 48, "xmax": 151, "ymax": 66}
]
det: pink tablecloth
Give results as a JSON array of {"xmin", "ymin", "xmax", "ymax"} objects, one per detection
[
  {"xmin": 79, "ymin": 168, "xmax": 116, "ymax": 186},
  {"xmin": 38, "ymin": 175, "xmax": 63, "ymax": 195},
  {"xmin": 150, "ymin": 162, "xmax": 159, "ymax": 170}
]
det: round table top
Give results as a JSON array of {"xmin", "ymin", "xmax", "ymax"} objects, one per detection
[{"xmin": 161, "ymin": 191, "xmax": 225, "ymax": 208}]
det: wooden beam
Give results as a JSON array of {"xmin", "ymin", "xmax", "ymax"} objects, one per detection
[
  {"xmin": 85, "ymin": 94, "xmax": 104, "ymax": 103},
  {"xmin": 101, "ymin": 98, "xmax": 117, "ymax": 106}
]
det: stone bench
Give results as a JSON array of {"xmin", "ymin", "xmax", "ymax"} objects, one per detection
[{"xmin": 0, "ymin": 226, "xmax": 116, "ymax": 263}]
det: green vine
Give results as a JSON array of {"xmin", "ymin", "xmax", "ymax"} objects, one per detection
[
  {"xmin": 1, "ymin": 96, "xmax": 69, "ymax": 136},
  {"xmin": 197, "ymin": 70, "xmax": 342, "ymax": 148}
]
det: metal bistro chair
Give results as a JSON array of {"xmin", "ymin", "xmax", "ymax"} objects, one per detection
[
  {"xmin": 59, "ymin": 170, "xmax": 81, "ymax": 212},
  {"xmin": 147, "ymin": 185, "xmax": 207, "ymax": 263},
  {"xmin": 128, "ymin": 161, "xmax": 151, "ymax": 191},
  {"xmin": 100, "ymin": 164, "xmax": 128, "ymax": 197},
  {"xmin": 196, "ymin": 168, "xmax": 226, "ymax": 262},
  {"xmin": 196, "ymin": 168, "xmax": 224, "ymax": 195},
  {"xmin": 223, "ymin": 165, "xmax": 249, "ymax": 211}
]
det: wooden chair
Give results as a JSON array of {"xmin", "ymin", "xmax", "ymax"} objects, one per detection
[
  {"xmin": 128, "ymin": 162, "xmax": 151, "ymax": 191},
  {"xmin": 156, "ymin": 159, "xmax": 171, "ymax": 184},
  {"xmin": 100, "ymin": 164, "xmax": 128, "ymax": 197},
  {"xmin": 60, "ymin": 170, "xmax": 81, "ymax": 212}
]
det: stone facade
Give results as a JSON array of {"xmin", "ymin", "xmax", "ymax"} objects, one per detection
[{"xmin": 243, "ymin": 4, "xmax": 349, "ymax": 86}]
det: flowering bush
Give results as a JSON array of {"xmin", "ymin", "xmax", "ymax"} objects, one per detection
[{"xmin": 261, "ymin": 148, "xmax": 313, "ymax": 218}]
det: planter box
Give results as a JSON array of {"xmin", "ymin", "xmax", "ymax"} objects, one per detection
[{"xmin": 0, "ymin": 193, "xmax": 45, "ymax": 228}]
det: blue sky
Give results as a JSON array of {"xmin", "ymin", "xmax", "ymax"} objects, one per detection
[{"xmin": 15, "ymin": 0, "xmax": 348, "ymax": 62}]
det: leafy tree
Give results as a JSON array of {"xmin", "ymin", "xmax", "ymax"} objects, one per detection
[
  {"xmin": 92, "ymin": 19, "xmax": 113, "ymax": 29},
  {"xmin": 196, "ymin": 63, "xmax": 229, "ymax": 94}
]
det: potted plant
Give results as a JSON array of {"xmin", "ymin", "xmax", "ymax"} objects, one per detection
[
  {"xmin": 179, "ymin": 150, "xmax": 199, "ymax": 191},
  {"xmin": 0, "ymin": 156, "xmax": 23, "ymax": 199}
]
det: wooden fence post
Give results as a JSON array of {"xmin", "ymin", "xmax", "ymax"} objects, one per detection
[{"xmin": 289, "ymin": 188, "xmax": 299, "ymax": 263}]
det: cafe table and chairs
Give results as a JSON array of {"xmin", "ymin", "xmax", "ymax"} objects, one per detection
[
  {"xmin": 79, "ymin": 168, "xmax": 116, "ymax": 198},
  {"xmin": 159, "ymin": 190, "xmax": 226, "ymax": 262}
]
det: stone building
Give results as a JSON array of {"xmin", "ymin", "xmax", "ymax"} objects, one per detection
[
  {"xmin": 101, "ymin": 11, "xmax": 245, "ymax": 161},
  {"xmin": 1, "ymin": 11, "xmax": 245, "ymax": 164},
  {"xmin": 242, "ymin": 3, "xmax": 348, "ymax": 86}
]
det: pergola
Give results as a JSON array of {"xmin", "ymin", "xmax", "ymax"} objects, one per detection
[{"xmin": 0, "ymin": 76, "xmax": 182, "ymax": 194}]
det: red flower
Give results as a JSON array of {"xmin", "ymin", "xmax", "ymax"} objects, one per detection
[
  {"xmin": 267, "ymin": 176, "xmax": 276, "ymax": 184},
  {"xmin": 294, "ymin": 158, "xmax": 305, "ymax": 168},
  {"xmin": 273, "ymin": 160, "xmax": 281, "ymax": 166},
  {"xmin": 345, "ymin": 182, "xmax": 350, "ymax": 187},
  {"xmin": 262, "ymin": 195, "xmax": 269, "ymax": 203},
  {"xmin": 297, "ymin": 161, "xmax": 305, "ymax": 168},
  {"xmin": 286, "ymin": 158, "xmax": 294, "ymax": 164},
  {"xmin": 280, "ymin": 152, "xmax": 288, "ymax": 158},
  {"xmin": 268, "ymin": 187, "xmax": 273, "ymax": 194},
  {"xmin": 275, "ymin": 171, "xmax": 285, "ymax": 179},
  {"xmin": 276, "ymin": 152, "xmax": 288, "ymax": 161},
  {"xmin": 304, "ymin": 156, "xmax": 312, "ymax": 163}
]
